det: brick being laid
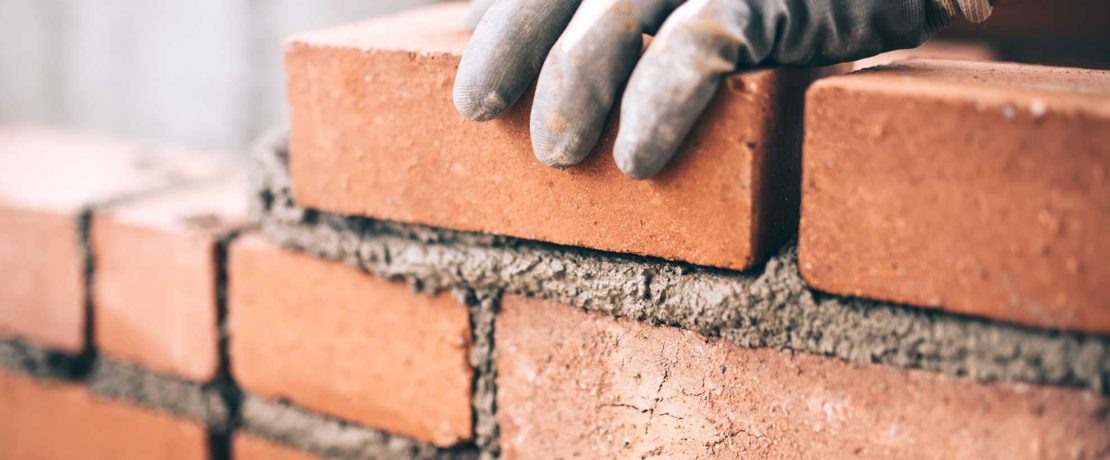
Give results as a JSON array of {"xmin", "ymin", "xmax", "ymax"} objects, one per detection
[
  {"xmin": 227, "ymin": 234, "xmax": 473, "ymax": 447},
  {"xmin": 0, "ymin": 125, "xmax": 226, "ymax": 353},
  {"xmin": 801, "ymin": 59, "xmax": 1110, "ymax": 333},
  {"xmin": 496, "ymin": 296, "xmax": 1110, "ymax": 459},
  {"xmin": 91, "ymin": 175, "xmax": 249, "ymax": 382},
  {"xmin": 285, "ymin": 1, "xmax": 824, "ymax": 271}
]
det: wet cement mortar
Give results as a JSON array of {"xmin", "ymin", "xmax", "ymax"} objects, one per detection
[
  {"xmin": 255, "ymin": 131, "xmax": 1110, "ymax": 396},
  {"xmin": 240, "ymin": 396, "xmax": 477, "ymax": 460},
  {"xmin": 87, "ymin": 359, "xmax": 229, "ymax": 430}
]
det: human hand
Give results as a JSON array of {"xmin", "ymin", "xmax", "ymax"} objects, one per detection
[{"xmin": 455, "ymin": 0, "xmax": 991, "ymax": 179}]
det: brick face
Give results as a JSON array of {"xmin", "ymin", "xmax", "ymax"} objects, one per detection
[
  {"xmin": 800, "ymin": 60, "xmax": 1110, "ymax": 333},
  {"xmin": 234, "ymin": 434, "xmax": 319, "ymax": 460},
  {"xmin": 228, "ymin": 235, "xmax": 473, "ymax": 446},
  {"xmin": 285, "ymin": 2, "xmax": 818, "ymax": 270},
  {"xmin": 496, "ymin": 296, "xmax": 1110, "ymax": 459},
  {"xmin": 0, "ymin": 370, "xmax": 208, "ymax": 460},
  {"xmin": 0, "ymin": 207, "xmax": 84, "ymax": 352},
  {"xmin": 92, "ymin": 177, "xmax": 248, "ymax": 381},
  {"xmin": 0, "ymin": 125, "xmax": 225, "ymax": 352}
]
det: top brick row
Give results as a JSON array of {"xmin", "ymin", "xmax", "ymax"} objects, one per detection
[{"xmin": 283, "ymin": 3, "xmax": 1108, "ymax": 332}]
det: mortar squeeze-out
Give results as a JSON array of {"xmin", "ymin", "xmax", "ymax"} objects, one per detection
[{"xmin": 253, "ymin": 130, "xmax": 1110, "ymax": 394}]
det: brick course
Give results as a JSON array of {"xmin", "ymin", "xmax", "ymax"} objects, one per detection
[
  {"xmin": 228, "ymin": 235, "xmax": 473, "ymax": 446},
  {"xmin": 93, "ymin": 176, "xmax": 249, "ymax": 381},
  {"xmin": 496, "ymin": 296, "xmax": 1110, "ymax": 459},
  {"xmin": 0, "ymin": 125, "xmax": 224, "ymax": 352},
  {"xmin": 0, "ymin": 369, "xmax": 209, "ymax": 460},
  {"xmin": 285, "ymin": 2, "xmax": 819, "ymax": 270},
  {"xmin": 801, "ymin": 59, "xmax": 1110, "ymax": 332}
]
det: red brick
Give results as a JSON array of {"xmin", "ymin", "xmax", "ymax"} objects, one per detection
[
  {"xmin": 0, "ymin": 125, "xmax": 224, "ymax": 352},
  {"xmin": 0, "ymin": 370, "xmax": 208, "ymax": 460},
  {"xmin": 92, "ymin": 177, "xmax": 249, "ymax": 381},
  {"xmin": 800, "ymin": 60, "xmax": 1110, "ymax": 332},
  {"xmin": 228, "ymin": 235, "xmax": 472, "ymax": 446},
  {"xmin": 234, "ymin": 434, "xmax": 319, "ymax": 460},
  {"xmin": 496, "ymin": 296, "xmax": 1110, "ymax": 459},
  {"xmin": 285, "ymin": 2, "xmax": 819, "ymax": 270}
]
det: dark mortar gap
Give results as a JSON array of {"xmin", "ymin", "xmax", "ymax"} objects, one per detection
[
  {"xmin": 74, "ymin": 209, "xmax": 98, "ymax": 378},
  {"xmin": 0, "ymin": 339, "xmax": 88, "ymax": 381},
  {"xmin": 207, "ymin": 230, "xmax": 246, "ymax": 460},
  {"xmin": 207, "ymin": 431, "xmax": 231, "ymax": 460},
  {"xmin": 240, "ymin": 395, "xmax": 479, "ymax": 460}
]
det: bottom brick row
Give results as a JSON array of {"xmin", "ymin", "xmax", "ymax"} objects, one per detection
[
  {"xmin": 498, "ymin": 297, "xmax": 1110, "ymax": 459},
  {"xmin": 0, "ymin": 370, "xmax": 208, "ymax": 460},
  {"xmin": 3, "ymin": 231, "xmax": 1108, "ymax": 459}
]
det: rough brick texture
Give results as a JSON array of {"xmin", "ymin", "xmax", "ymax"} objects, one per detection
[
  {"xmin": 801, "ymin": 60, "xmax": 1110, "ymax": 333},
  {"xmin": 0, "ymin": 125, "xmax": 223, "ymax": 352},
  {"xmin": 93, "ymin": 176, "xmax": 248, "ymax": 381},
  {"xmin": 234, "ymin": 434, "xmax": 319, "ymax": 460},
  {"xmin": 0, "ymin": 370, "xmax": 208, "ymax": 460},
  {"xmin": 496, "ymin": 296, "xmax": 1110, "ymax": 459},
  {"xmin": 285, "ymin": 2, "xmax": 820, "ymax": 270},
  {"xmin": 228, "ymin": 235, "xmax": 473, "ymax": 446}
]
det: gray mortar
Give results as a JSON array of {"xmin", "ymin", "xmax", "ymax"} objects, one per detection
[
  {"xmin": 240, "ymin": 396, "xmax": 478, "ymax": 460},
  {"xmin": 0, "ymin": 338, "xmax": 87, "ymax": 380},
  {"xmin": 88, "ymin": 358, "xmax": 228, "ymax": 429},
  {"xmin": 454, "ymin": 289, "xmax": 500, "ymax": 460},
  {"xmin": 254, "ymin": 130, "xmax": 1110, "ymax": 394}
]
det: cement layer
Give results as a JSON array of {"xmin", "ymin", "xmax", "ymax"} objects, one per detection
[
  {"xmin": 88, "ymin": 358, "xmax": 228, "ymax": 429},
  {"xmin": 240, "ymin": 396, "xmax": 477, "ymax": 460},
  {"xmin": 0, "ymin": 338, "xmax": 89, "ymax": 380},
  {"xmin": 256, "ymin": 131, "xmax": 1110, "ymax": 393},
  {"xmin": 455, "ymin": 289, "xmax": 499, "ymax": 459}
]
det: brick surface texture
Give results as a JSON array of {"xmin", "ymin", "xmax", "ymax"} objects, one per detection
[
  {"xmin": 801, "ymin": 60, "xmax": 1110, "ymax": 333},
  {"xmin": 233, "ymin": 434, "xmax": 320, "ymax": 460},
  {"xmin": 93, "ymin": 177, "xmax": 248, "ymax": 381},
  {"xmin": 285, "ymin": 2, "xmax": 817, "ymax": 270},
  {"xmin": 228, "ymin": 235, "xmax": 473, "ymax": 446},
  {"xmin": 0, "ymin": 125, "xmax": 224, "ymax": 352},
  {"xmin": 496, "ymin": 296, "xmax": 1110, "ymax": 459},
  {"xmin": 0, "ymin": 370, "xmax": 208, "ymax": 460}
]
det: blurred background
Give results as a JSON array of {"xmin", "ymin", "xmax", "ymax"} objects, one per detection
[
  {"xmin": 0, "ymin": 0, "xmax": 439, "ymax": 153},
  {"xmin": 0, "ymin": 0, "xmax": 1106, "ymax": 154}
]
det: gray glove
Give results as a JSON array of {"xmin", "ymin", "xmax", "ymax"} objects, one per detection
[{"xmin": 455, "ymin": 0, "xmax": 991, "ymax": 179}]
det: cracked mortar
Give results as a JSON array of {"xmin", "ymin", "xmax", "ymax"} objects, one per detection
[
  {"xmin": 254, "ymin": 130, "xmax": 1110, "ymax": 394},
  {"xmin": 239, "ymin": 396, "xmax": 477, "ymax": 460}
]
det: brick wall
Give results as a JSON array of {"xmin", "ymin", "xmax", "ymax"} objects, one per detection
[{"xmin": 2, "ymin": 3, "xmax": 1108, "ymax": 459}]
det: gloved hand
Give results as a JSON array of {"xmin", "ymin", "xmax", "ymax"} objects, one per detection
[{"xmin": 455, "ymin": 0, "xmax": 992, "ymax": 179}]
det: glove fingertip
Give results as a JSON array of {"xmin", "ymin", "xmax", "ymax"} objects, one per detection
[
  {"xmin": 614, "ymin": 137, "xmax": 669, "ymax": 180},
  {"xmin": 452, "ymin": 84, "xmax": 509, "ymax": 121}
]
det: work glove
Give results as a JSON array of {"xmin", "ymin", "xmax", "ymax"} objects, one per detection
[{"xmin": 454, "ymin": 0, "xmax": 992, "ymax": 179}]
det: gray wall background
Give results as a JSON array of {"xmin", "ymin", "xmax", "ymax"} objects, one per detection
[{"xmin": 0, "ymin": 0, "xmax": 440, "ymax": 152}]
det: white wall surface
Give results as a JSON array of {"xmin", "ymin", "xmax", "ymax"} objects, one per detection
[{"xmin": 0, "ymin": 0, "xmax": 441, "ymax": 152}]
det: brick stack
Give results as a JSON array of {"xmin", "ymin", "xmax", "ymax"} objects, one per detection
[{"xmin": 2, "ymin": 2, "xmax": 1108, "ymax": 459}]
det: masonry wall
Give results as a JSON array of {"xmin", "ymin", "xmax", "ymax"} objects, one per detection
[{"xmin": 2, "ymin": 3, "xmax": 1108, "ymax": 460}]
